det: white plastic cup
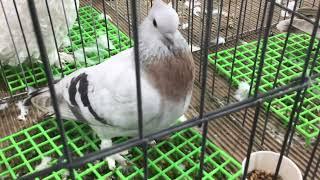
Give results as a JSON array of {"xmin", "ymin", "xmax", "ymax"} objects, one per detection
[{"xmin": 241, "ymin": 151, "xmax": 302, "ymax": 180}]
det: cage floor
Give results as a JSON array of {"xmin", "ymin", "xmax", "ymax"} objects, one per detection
[
  {"xmin": 1, "ymin": 6, "xmax": 132, "ymax": 95},
  {"xmin": 209, "ymin": 33, "xmax": 320, "ymax": 145},
  {"xmin": 0, "ymin": 117, "xmax": 242, "ymax": 179},
  {"xmin": 188, "ymin": 51, "xmax": 320, "ymax": 179}
]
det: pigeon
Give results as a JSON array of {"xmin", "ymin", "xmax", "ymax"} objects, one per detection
[
  {"xmin": 26, "ymin": 0, "xmax": 195, "ymax": 170},
  {"xmin": 276, "ymin": 7, "xmax": 320, "ymax": 39},
  {"xmin": 0, "ymin": 0, "xmax": 78, "ymax": 66}
]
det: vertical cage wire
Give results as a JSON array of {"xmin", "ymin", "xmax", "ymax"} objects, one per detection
[
  {"xmin": 273, "ymin": 4, "xmax": 320, "ymax": 178},
  {"xmin": 6, "ymin": 0, "xmax": 35, "ymax": 93},
  {"xmin": 226, "ymin": 0, "xmax": 250, "ymax": 103},
  {"xmin": 198, "ymin": 0, "xmax": 214, "ymax": 177},
  {"xmin": 27, "ymin": 0, "xmax": 75, "ymax": 179},
  {"xmin": 286, "ymin": 38, "xmax": 320, "ymax": 155},
  {"xmin": 126, "ymin": 0, "xmax": 132, "ymax": 46},
  {"xmin": 260, "ymin": 0, "xmax": 300, "ymax": 145},
  {"xmin": 0, "ymin": 0, "xmax": 29, "ymax": 97},
  {"xmin": 210, "ymin": 0, "xmax": 224, "ymax": 96},
  {"xmin": 129, "ymin": 0, "xmax": 148, "ymax": 178},
  {"xmin": 304, "ymin": 131, "xmax": 320, "ymax": 178},
  {"xmin": 242, "ymin": 0, "xmax": 278, "ymax": 177},
  {"xmin": 102, "ymin": 0, "xmax": 113, "ymax": 58},
  {"xmin": 60, "ymin": 0, "xmax": 77, "ymax": 69},
  {"xmin": 241, "ymin": 0, "xmax": 269, "ymax": 127},
  {"xmin": 312, "ymin": 155, "xmax": 320, "ymax": 179},
  {"xmin": 90, "ymin": 0, "xmax": 102, "ymax": 64},
  {"xmin": 44, "ymin": 0, "xmax": 65, "ymax": 78},
  {"xmin": 198, "ymin": 0, "xmax": 206, "ymax": 83},
  {"xmin": 74, "ymin": 0, "xmax": 88, "ymax": 67},
  {"xmin": 113, "ymin": 1, "xmax": 123, "ymax": 52}
]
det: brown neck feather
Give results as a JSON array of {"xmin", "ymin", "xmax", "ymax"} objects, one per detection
[{"xmin": 144, "ymin": 50, "xmax": 195, "ymax": 102}]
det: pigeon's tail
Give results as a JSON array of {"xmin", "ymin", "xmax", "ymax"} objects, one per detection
[
  {"xmin": 25, "ymin": 86, "xmax": 82, "ymax": 121},
  {"xmin": 24, "ymin": 87, "xmax": 54, "ymax": 115}
]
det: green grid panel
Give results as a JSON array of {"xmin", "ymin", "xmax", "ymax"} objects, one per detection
[
  {"xmin": 0, "ymin": 6, "xmax": 132, "ymax": 94},
  {"xmin": 0, "ymin": 118, "xmax": 242, "ymax": 179},
  {"xmin": 209, "ymin": 33, "xmax": 320, "ymax": 144}
]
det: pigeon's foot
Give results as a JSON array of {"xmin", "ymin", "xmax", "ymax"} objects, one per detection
[
  {"xmin": 100, "ymin": 139, "xmax": 129, "ymax": 170},
  {"xmin": 105, "ymin": 153, "xmax": 127, "ymax": 170}
]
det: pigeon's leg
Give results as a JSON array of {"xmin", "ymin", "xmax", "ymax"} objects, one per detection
[{"xmin": 100, "ymin": 139, "xmax": 128, "ymax": 170}]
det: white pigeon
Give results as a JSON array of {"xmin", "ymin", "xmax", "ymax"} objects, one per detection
[
  {"xmin": 276, "ymin": 7, "xmax": 320, "ymax": 39},
  {"xmin": 0, "ymin": 0, "xmax": 78, "ymax": 66},
  {"xmin": 26, "ymin": 0, "xmax": 195, "ymax": 170}
]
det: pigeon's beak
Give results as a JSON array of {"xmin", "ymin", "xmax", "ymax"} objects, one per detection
[
  {"xmin": 162, "ymin": 33, "xmax": 175, "ymax": 47},
  {"xmin": 164, "ymin": 33, "xmax": 174, "ymax": 41}
]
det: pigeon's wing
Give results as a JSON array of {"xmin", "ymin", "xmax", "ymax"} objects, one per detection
[
  {"xmin": 30, "ymin": 87, "xmax": 81, "ymax": 121},
  {"xmin": 54, "ymin": 48, "xmax": 161, "ymax": 129},
  {"xmin": 276, "ymin": 19, "xmax": 291, "ymax": 32}
]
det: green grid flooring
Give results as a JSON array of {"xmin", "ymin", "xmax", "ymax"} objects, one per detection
[
  {"xmin": 0, "ymin": 118, "xmax": 242, "ymax": 179},
  {"xmin": 0, "ymin": 6, "xmax": 132, "ymax": 94},
  {"xmin": 209, "ymin": 33, "xmax": 320, "ymax": 145}
]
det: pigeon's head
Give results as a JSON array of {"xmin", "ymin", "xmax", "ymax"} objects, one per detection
[{"xmin": 147, "ymin": 0, "xmax": 180, "ymax": 37}]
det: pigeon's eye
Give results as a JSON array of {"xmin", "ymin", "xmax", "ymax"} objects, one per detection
[{"xmin": 153, "ymin": 19, "xmax": 157, "ymax": 27}]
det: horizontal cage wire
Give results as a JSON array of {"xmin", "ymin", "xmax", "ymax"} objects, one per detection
[{"xmin": 0, "ymin": 0, "xmax": 320, "ymax": 179}]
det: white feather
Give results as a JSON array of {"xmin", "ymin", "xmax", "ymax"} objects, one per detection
[
  {"xmin": 205, "ymin": 9, "xmax": 228, "ymax": 17},
  {"xmin": 16, "ymin": 100, "xmax": 29, "ymax": 121},
  {"xmin": 212, "ymin": 36, "xmax": 226, "ymax": 45},
  {"xmin": 35, "ymin": 157, "xmax": 51, "ymax": 171},
  {"xmin": 98, "ymin": 13, "xmax": 112, "ymax": 21},
  {"xmin": 27, "ymin": 86, "xmax": 37, "ymax": 95},
  {"xmin": 235, "ymin": 81, "xmax": 250, "ymax": 101},
  {"xmin": 240, "ymin": 40, "xmax": 248, "ymax": 45},
  {"xmin": 193, "ymin": 7, "xmax": 201, "ymax": 17},
  {"xmin": 180, "ymin": 23, "xmax": 189, "ymax": 30},
  {"xmin": 212, "ymin": 9, "xmax": 219, "ymax": 15},
  {"xmin": 0, "ymin": 102, "xmax": 8, "ymax": 111},
  {"xmin": 61, "ymin": 170, "xmax": 70, "ymax": 180},
  {"xmin": 184, "ymin": 0, "xmax": 201, "ymax": 8},
  {"xmin": 178, "ymin": 115, "xmax": 188, "ymax": 122},
  {"xmin": 189, "ymin": 45, "xmax": 201, "ymax": 52}
]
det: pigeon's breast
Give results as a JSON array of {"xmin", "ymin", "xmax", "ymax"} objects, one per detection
[{"xmin": 144, "ymin": 50, "xmax": 195, "ymax": 103}]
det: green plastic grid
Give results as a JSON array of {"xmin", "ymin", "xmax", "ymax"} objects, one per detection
[
  {"xmin": 0, "ymin": 6, "xmax": 132, "ymax": 94},
  {"xmin": 209, "ymin": 33, "xmax": 320, "ymax": 145},
  {"xmin": 0, "ymin": 118, "xmax": 242, "ymax": 179}
]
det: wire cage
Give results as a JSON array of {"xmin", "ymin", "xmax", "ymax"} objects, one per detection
[{"xmin": 0, "ymin": 0, "xmax": 320, "ymax": 179}]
